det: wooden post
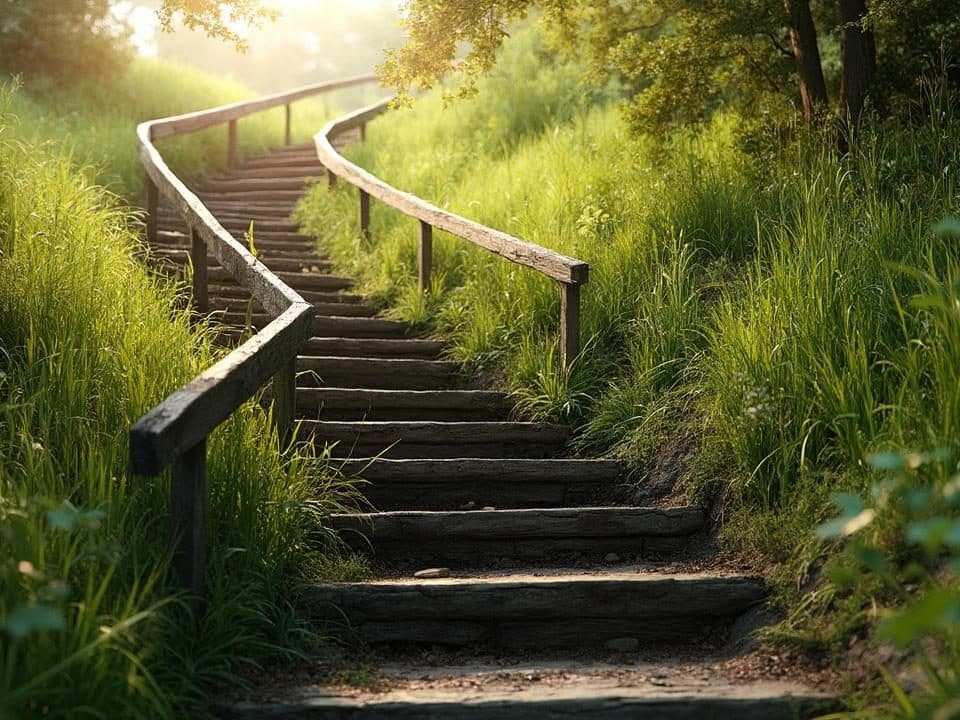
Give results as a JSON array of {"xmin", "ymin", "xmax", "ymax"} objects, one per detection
[
  {"xmin": 227, "ymin": 119, "xmax": 238, "ymax": 170},
  {"xmin": 328, "ymin": 171, "xmax": 337, "ymax": 189},
  {"xmin": 359, "ymin": 189, "xmax": 371, "ymax": 241},
  {"xmin": 418, "ymin": 221, "xmax": 433, "ymax": 291},
  {"xmin": 272, "ymin": 356, "xmax": 296, "ymax": 450},
  {"xmin": 560, "ymin": 282, "xmax": 581, "ymax": 368},
  {"xmin": 171, "ymin": 438, "xmax": 207, "ymax": 598},
  {"xmin": 190, "ymin": 228, "xmax": 208, "ymax": 316},
  {"xmin": 285, "ymin": 104, "xmax": 292, "ymax": 146},
  {"xmin": 146, "ymin": 177, "xmax": 158, "ymax": 245},
  {"xmin": 360, "ymin": 123, "xmax": 367, "ymax": 142}
]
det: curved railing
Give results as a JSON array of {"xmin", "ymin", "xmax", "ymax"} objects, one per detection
[
  {"xmin": 130, "ymin": 75, "xmax": 376, "ymax": 596},
  {"xmin": 314, "ymin": 100, "xmax": 590, "ymax": 365}
]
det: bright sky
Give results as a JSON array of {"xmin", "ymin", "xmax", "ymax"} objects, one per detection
[{"xmin": 117, "ymin": 0, "xmax": 396, "ymax": 56}]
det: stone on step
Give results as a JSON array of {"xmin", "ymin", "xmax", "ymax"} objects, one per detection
[{"xmin": 334, "ymin": 458, "xmax": 623, "ymax": 509}]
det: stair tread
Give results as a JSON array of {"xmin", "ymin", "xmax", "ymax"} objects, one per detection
[
  {"xmin": 218, "ymin": 670, "xmax": 831, "ymax": 720},
  {"xmin": 331, "ymin": 506, "xmax": 705, "ymax": 539}
]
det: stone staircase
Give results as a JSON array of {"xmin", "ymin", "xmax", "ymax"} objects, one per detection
[{"xmin": 147, "ymin": 140, "xmax": 834, "ymax": 718}]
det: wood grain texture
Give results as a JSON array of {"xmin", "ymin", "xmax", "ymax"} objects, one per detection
[
  {"xmin": 146, "ymin": 74, "xmax": 376, "ymax": 140},
  {"xmin": 314, "ymin": 101, "xmax": 589, "ymax": 286},
  {"xmin": 219, "ymin": 690, "xmax": 834, "ymax": 720},
  {"xmin": 304, "ymin": 574, "xmax": 766, "ymax": 623},
  {"xmin": 331, "ymin": 507, "xmax": 705, "ymax": 540},
  {"xmin": 130, "ymin": 303, "xmax": 314, "ymax": 476}
]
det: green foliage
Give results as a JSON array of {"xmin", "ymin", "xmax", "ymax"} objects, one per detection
[
  {"xmin": 0, "ymin": 0, "xmax": 131, "ymax": 83},
  {"xmin": 157, "ymin": 0, "xmax": 278, "ymax": 50},
  {"xmin": 0, "ymin": 83, "xmax": 357, "ymax": 718},
  {"xmin": 3, "ymin": 57, "xmax": 331, "ymax": 198},
  {"xmin": 815, "ymin": 448, "xmax": 960, "ymax": 718}
]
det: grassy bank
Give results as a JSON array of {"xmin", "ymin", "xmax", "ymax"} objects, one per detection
[
  {"xmin": 4, "ymin": 57, "xmax": 334, "ymax": 199},
  {"xmin": 0, "ymin": 76, "xmax": 355, "ymax": 717},
  {"xmin": 296, "ymin": 29, "xmax": 960, "ymax": 711}
]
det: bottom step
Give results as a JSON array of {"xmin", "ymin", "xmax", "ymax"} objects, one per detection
[{"xmin": 215, "ymin": 656, "xmax": 834, "ymax": 719}]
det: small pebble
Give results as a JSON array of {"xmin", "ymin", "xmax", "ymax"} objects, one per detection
[
  {"xmin": 414, "ymin": 567, "xmax": 451, "ymax": 579},
  {"xmin": 460, "ymin": 501, "xmax": 476, "ymax": 510},
  {"xmin": 482, "ymin": 506, "xmax": 496, "ymax": 511},
  {"xmin": 604, "ymin": 552, "xmax": 621, "ymax": 563}
]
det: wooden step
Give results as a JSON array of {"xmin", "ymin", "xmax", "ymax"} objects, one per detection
[
  {"xmin": 150, "ymin": 249, "xmax": 332, "ymax": 274},
  {"xmin": 303, "ymin": 571, "xmax": 766, "ymax": 648},
  {"xmin": 198, "ymin": 202, "xmax": 297, "ymax": 217},
  {"xmin": 151, "ymin": 235, "xmax": 319, "ymax": 257},
  {"xmin": 238, "ymin": 157, "xmax": 326, "ymax": 171},
  {"xmin": 216, "ymin": 674, "xmax": 833, "ymax": 719},
  {"xmin": 207, "ymin": 286, "xmax": 362, "ymax": 305},
  {"xmin": 198, "ymin": 177, "xmax": 314, "ymax": 193},
  {"xmin": 335, "ymin": 458, "xmax": 623, "ymax": 509},
  {"xmin": 300, "ymin": 420, "xmax": 570, "ymax": 459},
  {"xmin": 198, "ymin": 189, "xmax": 307, "ymax": 203},
  {"xmin": 159, "ymin": 213, "xmax": 302, "ymax": 233},
  {"xmin": 215, "ymin": 304, "xmax": 378, "ymax": 328},
  {"xmin": 217, "ymin": 166, "xmax": 325, "ymax": 180},
  {"xmin": 311, "ymin": 316, "xmax": 411, "ymax": 339},
  {"xmin": 155, "ymin": 223, "xmax": 309, "ymax": 244},
  {"xmin": 301, "ymin": 337, "xmax": 444, "ymax": 359},
  {"xmin": 332, "ymin": 506, "xmax": 704, "ymax": 562},
  {"xmin": 205, "ymin": 268, "xmax": 353, "ymax": 291},
  {"xmin": 296, "ymin": 357, "xmax": 460, "ymax": 390},
  {"xmin": 294, "ymin": 388, "xmax": 511, "ymax": 421},
  {"xmin": 209, "ymin": 297, "xmax": 364, "ymax": 316}
]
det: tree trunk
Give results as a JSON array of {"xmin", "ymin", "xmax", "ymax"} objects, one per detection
[
  {"xmin": 839, "ymin": 0, "xmax": 876, "ymax": 125},
  {"xmin": 783, "ymin": 0, "xmax": 828, "ymax": 124}
]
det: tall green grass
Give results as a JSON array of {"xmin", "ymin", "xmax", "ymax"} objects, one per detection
[
  {"xmin": 0, "ymin": 82, "xmax": 355, "ymax": 717},
  {"xmin": 4, "ymin": 57, "xmax": 335, "ymax": 198}
]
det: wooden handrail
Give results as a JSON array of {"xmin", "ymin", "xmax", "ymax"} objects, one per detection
[
  {"xmin": 130, "ymin": 75, "xmax": 379, "ymax": 599},
  {"xmin": 314, "ymin": 100, "xmax": 589, "ymax": 363}
]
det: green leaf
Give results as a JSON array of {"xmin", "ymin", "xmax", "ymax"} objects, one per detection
[
  {"xmin": 880, "ymin": 588, "xmax": 960, "ymax": 647},
  {"xmin": 869, "ymin": 452, "xmax": 907, "ymax": 471},
  {"xmin": 45, "ymin": 504, "xmax": 78, "ymax": 531},
  {"xmin": 853, "ymin": 545, "xmax": 889, "ymax": 573},
  {"xmin": 833, "ymin": 492, "xmax": 865, "ymax": 516},
  {"xmin": 933, "ymin": 216, "xmax": 960, "ymax": 238},
  {"xmin": 816, "ymin": 509, "xmax": 875, "ymax": 539},
  {"xmin": 907, "ymin": 518, "xmax": 952, "ymax": 552},
  {"xmin": 2, "ymin": 603, "xmax": 66, "ymax": 639}
]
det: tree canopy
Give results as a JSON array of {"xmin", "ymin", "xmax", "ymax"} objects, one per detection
[{"xmin": 0, "ymin": 0, "xmax": 131, "ymax": 82}]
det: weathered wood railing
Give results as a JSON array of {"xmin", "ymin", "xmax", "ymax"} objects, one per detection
[
  {"xmin": 130, "ymin": 75, "xmax": 376, "ymax": 597},
  {"xmin": 314, "ymin": 100, "xmax": 590, "ymax": 365}
]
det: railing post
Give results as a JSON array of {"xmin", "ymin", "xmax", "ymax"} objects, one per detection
[
  {"xmin": 360, "ymin": 123, "xmax": 367, "ymax": 142},
  {"xmin": 190, "ymin": 228, "xmax": 208, "ymax": 316},
  {"xmin": 560, "ymin": 282, "xmax": 581, "ymax": 368},
  {"xmin": 272, "ymin": 356, "xmax": 296, "ymax": 449},
  {"xmin": 227, "ymin": 119, "xmax": 238, "ymax": 170},
  {"xmin": 171, "ymin": 438, "xmax": 207, "ymax": 599},
  {"xmin": 359, "ymin": 189, "xmax": 370, "ymax": 241},
  {"xmin": 328, "ymin": 171, "xmax": 337, "ymax": 189},
  {"xmin": 285, "ymin": 103, "xmax": 292, "ymax": 146},
  {"xmin": 418, "ymin": 221, "xmax": 433, "ymax": 291},
  {"xmin": 146, "ymin": 176, "xmax": 158, "ymax": 245}
]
